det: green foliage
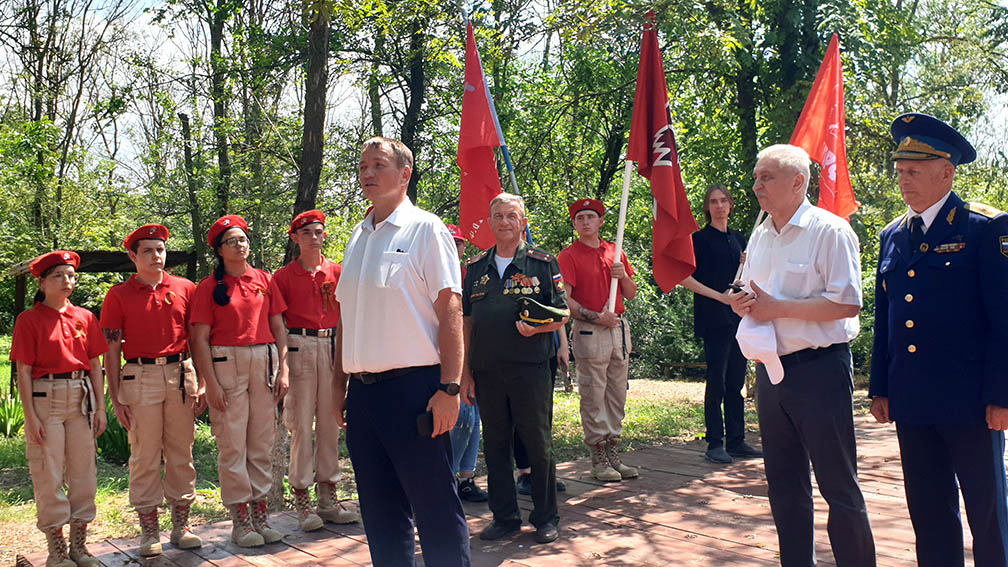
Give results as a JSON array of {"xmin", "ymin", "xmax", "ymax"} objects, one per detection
[
  {"xmin": 0, "ymin": 397, "xmax": 23, "ymax": 439},
  {"xmin": 96, "ymin": 394, "xmax": 130, "ymax": 466}
]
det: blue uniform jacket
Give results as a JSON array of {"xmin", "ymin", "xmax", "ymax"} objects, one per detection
[{"xmin": 870, "ymin": 191, "xmax": 1008, "ymax": 424}]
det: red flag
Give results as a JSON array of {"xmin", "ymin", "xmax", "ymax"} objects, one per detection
[
  {"xmin": 790, "ymin": 33, "xmax": 859, "ymax": 220},
  {"xmin": 457, "ymin": 22, "xmax": 503, "ymax": 250},
  {"xmin": 626, "ymin": 16, "xmax": 698, "ymax": 293}
]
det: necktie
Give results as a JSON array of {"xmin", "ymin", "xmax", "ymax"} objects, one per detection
[{"xmin": 909, "ymin": 215, "xmax": 925, "ymax": 253}]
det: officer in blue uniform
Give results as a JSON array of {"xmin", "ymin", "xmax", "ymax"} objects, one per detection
[{"xmin": 870, "ymin": 112, "xmax": 1008, "ymax": 567}]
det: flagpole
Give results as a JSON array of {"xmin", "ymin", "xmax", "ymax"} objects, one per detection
[
  {"xmin": 606, "ymin": 160, "xmax": 633, "ymax": 312},
  {"xmin": 733, "ymin": 209, "xmax": 765, "ymax": 283}
]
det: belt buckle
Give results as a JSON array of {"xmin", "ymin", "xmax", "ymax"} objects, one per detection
[
  {"xmin": 319, "ymin": 328, "xmax": 332, "ymax": 338},
  {"xmin": 155, "ymin": 356, "xmax": 168, "ymax": 365}
]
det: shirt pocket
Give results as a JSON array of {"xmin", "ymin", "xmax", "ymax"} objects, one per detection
[
  {"xmin": 779, "ymin": 259, "xmax": 812, "ymax": 298},
  {"xmin": 379, "ymin": 251, "xmax": 411, "ymax": 288}
]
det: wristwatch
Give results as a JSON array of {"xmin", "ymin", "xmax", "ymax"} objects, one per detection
[{"xmin": 438, "ymin": 382, "xmax": 461, "ymax": 396}]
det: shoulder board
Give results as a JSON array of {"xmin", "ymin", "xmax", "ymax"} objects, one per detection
[
  {"xmin": 883, "ymin": 213, "xmax": 907, "ymax": 231},
  {"xmin": 527, "ymin": 248, "xmax": 555, "ymax": 262},
  {"xmin": 466, "ymin": 249, "xmax": 488, "ymax": 266},
  {"xmin": 966, "ymin": 202, "xmax": 1004, "ymax": 218}
]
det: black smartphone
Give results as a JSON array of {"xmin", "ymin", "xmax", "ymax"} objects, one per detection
[
  {"xmin": 728, "ymin": 283, "xmax": 744, "ymax": 293},
  {"xmin": 417, "ymin": 411, "xmax": 435, "ymax": 438}
]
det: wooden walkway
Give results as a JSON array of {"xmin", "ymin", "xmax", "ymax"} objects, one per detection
[{"xmin": 22, "ymin": 414, "xmax": 980, "ymax": 566}]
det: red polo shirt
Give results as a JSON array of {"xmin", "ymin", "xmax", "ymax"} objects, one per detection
[
  {"xmin": 189, "ymin": 267, "xmax": 287, "ymax": 346},
  {"xmin": 557, "ymin": 239, "xmax": 635, "ymax": 315},
  {"xmin": 100, "ymin": 273, "xmax": 196, "ymax": 360},
  {"xmin": 10, "ymin": 302, "xmax": 108, "ymax": 378},
  {"xmin": 273, "ymin": 258, "xmax": 341, "ymax": 330}
]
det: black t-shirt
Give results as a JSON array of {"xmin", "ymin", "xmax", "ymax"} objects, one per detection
[{"xmin": 691, "ymin": 224, "xmax": 747, "ymax": 337}]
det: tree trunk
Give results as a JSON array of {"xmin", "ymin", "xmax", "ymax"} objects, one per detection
[
  {"xmin": 400, "ymin": 19, "xmax": 425, "ymax": 204},
  {"xmin": 179, "ymin": 113, "xmax": 207, "ymax": 273},
  {"xmin": 209, "ymin": 0, "xmax": 232, "ymax": 217},
  {"xmin": 286, "ymin": 0, "xmax": 331, "ymax": 264},
  {"xmin": 368, "ymin": 29, "xmax": 384, "ymax": 137}
]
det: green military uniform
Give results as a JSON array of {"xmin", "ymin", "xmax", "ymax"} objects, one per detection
[{"xmin": 462, "ymin": 240, "xmax": 568, "ymax": 531}]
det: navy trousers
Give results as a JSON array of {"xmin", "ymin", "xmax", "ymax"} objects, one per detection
[
  {"xmin": 756, "ymin": 345, "xmax": 875, "ymax": 567},
  {"xmin": 345, "ymin": 365, "xmax": 471, "ymax": 567},
  {"xmin": 896, "ymin": 422, "xmax": 1008, "ymax": 567},
  {"xmin": 701, "ymin": 324, "xmax": 747, "ymax": 450}
]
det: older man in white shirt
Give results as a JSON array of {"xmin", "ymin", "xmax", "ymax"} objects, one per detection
[
  {"xmin": 334, "ymin": 137, "xmax": 470, "ymax": 567},
  {"xmin": 728, "ymin": 144, "xmax": 875, "ymax": 567}
]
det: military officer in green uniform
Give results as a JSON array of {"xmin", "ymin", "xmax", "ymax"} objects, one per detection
[{"xmin": 461, "ymin": 193, "xmax": 569, "ymax": 545}]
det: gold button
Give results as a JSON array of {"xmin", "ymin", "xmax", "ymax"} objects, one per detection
[
  {"xmin": 905, "ymin": 320, "xmax": 914, "ymax": 328},
  {"xmin": 920, "ymin": 243, "xmax": 929, "ymax": 253},
  {"xmin": 908, "ymin": 269, "xmax": 915, "ymax": 278},
  {"xmin": 908, "ymin": 345, "xmax": 917, "ymax": 353},
  {"xmin": 945, "ymin": 261, "xmax": 950, "ymax": 267},
  {"xmin": 905, "ymin": 294, "xmax": 913, "ymax": 302}
]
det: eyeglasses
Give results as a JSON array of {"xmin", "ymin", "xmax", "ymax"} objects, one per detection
[{"xmin": 222, "ymin": 236, "xmax": 249, "ymax": 248}]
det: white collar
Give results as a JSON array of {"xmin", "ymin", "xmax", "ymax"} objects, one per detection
[
  {"xmin": 907, "ymin": 191, "xmax": 952, "ymax": 231},
  {"xmin": 364, "ymin": 199, "xmax": 414, "ymax": 232},
  {"xmin": 762, "ymin": 198, "xmax": 814, "ymax": 234}
]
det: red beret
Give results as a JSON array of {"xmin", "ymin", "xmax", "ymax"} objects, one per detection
[
  {"xmin": 207, "ymin": 214, "xmax": 248, "ymax": 247},
  {"xmin": 123, "ymin": 224, "xmax": 169, "ymax": 251},
  {"xmin": 568, "ymin": 198, "xmax": 605, "ymax": 219},
  {"xmin": 289, "ymin": 209, "xmax": 326, "ymax": 234},
  {"xmin": 446, "ymin": 224, "xmax": 466, "ymax": 242},
  {"xmin": 29, "ymin": 250, "xmax": 80, "ymax": 277}
]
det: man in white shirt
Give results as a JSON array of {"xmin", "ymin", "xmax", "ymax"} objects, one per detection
[
  {"xmin": 334, "ymin": 137, "xmax": 470, "ymax": 567},
  {"xmin": 728, "ymin": 144, "xmax": 875, "ymax": 567}
]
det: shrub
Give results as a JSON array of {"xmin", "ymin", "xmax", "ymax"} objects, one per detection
[
  {"xmin": 97, "ymin": 393, "xmax": 130, "ymax": 465},
  {"xmin": 0, "ymin": 395, "xmax": 24, "ymax": 438}
]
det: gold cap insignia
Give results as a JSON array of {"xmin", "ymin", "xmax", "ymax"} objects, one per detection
[
  {"xmin": 901, "ymin": 116, "xmax": 915, "ymax": 123},
  {"xmin": 895, "ymin": 136, "xmax": 952, "ymax": 159}
]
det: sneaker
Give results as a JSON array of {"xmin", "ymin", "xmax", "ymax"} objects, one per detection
[
  {"xmin": 458, "ymin": 478, "xmax": 488, "ymax": 502},
  {"xmin": 727, "ymin": 442, "xmax": 764, "ymax": 459},
  {"xmin": 516, "ymin": 473, "xmax": 533, "ymax": 495},
  {"xmin": 704, "ymin": 446, "xmax": 733, "ymax": 464}
]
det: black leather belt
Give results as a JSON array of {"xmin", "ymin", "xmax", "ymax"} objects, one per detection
[
  {"xmin": 125, "ymin": 353, "xmax": 189, "ymax": 365},
  {"xmin": 779, "ymin": 342, "xmax": 848, "ymax": 369},
  {"xmin": 350, "ymin": 365, "xmax": 437, "ymax": 385},
  {"xmin": 46, "ymin": 371, "xmax": 84, "ymax": 379},
  {"xmin": 288, "ymin": 327, "xmax": 336, "ymax": 338}
]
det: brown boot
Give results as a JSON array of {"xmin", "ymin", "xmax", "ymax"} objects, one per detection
[
  {"xmin": 227, "ymin": 503, "xmax": 265, "ymax": 548},
  {"xmin": 589, "ymin": 442, "xmax": 622, "ymax": 482},
  {"xmin": 292, "ymin": 488, "xmax": 324, "ymax": 532},
  {"xmin": 68, "ymin": 520, "xmax": 100, "ymax": 567},
  {"xmin": 316, "ymin": 482, "xmax": 361, "ymax": 524},
  {"xmin": 169, "ymin": 501, "xmax": 202, "ymax": 549},
  {"xmin": 605, "ymin": 437, "xmax": 639, "ymax": 479},
  {"xmin": 42, "ymin": 526, "xmax": 76, "ymax": 567},
  {"xmin": 249, "ymin": 499, "xmax": 283, "ymax": 543},
  {"xmin": 137, "ymin": 508, "xmax": 162, "ymax": 557}
]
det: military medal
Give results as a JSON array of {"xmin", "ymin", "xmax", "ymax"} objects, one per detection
[
  {"xmin": 919, "ymin": 243, "xmax": 929, "ymax": 253},
  {"xmin": 479, "ymin": 274, "xmax": 490, "ymax": 285},
  {"xmin": 934, "ymin": 242, "xmax": 966, "ymax": 254}
]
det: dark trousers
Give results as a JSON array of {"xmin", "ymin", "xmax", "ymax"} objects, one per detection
[
  {"xmin": 756, "ymin": 345, "xmax": 875, "ymax": 567},
  {"xmin": 896, "ymin": 422, "xmax": 1008, "ymax": 567},
  {"xmin": 514, "ymin": 357, "xmax": 558, "ymax": 470},
  {"xmin": 702, "ymin": 325, "xmax": 747, "ymax": 450},
  {"xmin": 345, "ymin": 366, "xmax": 471, "ymax": 567},
  {"xmin": 475, "ymin": 362, "xmax": 558, "ymax": 528}
]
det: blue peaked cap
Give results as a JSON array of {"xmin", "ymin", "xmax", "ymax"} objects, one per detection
[{"xmin": 890, "ymin": 113, "xmax": 976, "ymax": 165}]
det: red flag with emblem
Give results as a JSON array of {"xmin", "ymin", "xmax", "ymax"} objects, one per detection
[
  {"xmin": 626, "ymin": 16, "xmax": 698, "ymax": 292},
  {"xmin": 457, "ymin": 22, "xmax": 504, "ymax": 250},
  {"xmin": 789, "ymin": 33, "xmax": 859, "ymax": 220}
]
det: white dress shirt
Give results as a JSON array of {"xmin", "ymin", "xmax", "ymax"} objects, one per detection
[
  {"xmin": 907, "ymin": 190, "xmax": 952, "ymax": 232},
  {"xmin": 738, "ymin": 198, "xmax": 862, "ymax": 356},
  {"xmin": 336, "ymin": 199, "xmax": 462, "ymax": 373}
]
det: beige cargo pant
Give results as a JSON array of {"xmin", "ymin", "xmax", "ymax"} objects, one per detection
[
  {"xmin": 209, "ymin": 343, "xmax": 277, "ymax": 505},
  {"xmin": 118, "ymin": 358, "xmax": 199, "ymax": 512},
  {"xmin": 283, "ymin": 333, "xmax": 342, "ymax": 490},
  {"xmin": 572, "ymin": 318, "xmax": 632, "ymax": 445},
  {"xmin": 28, "ymin": 377, "xmax": 97, "ymax": 530}
]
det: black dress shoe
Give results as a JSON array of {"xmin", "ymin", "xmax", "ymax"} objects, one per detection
[
  {"xmin": 727, "ymin": 442, "xmax": 764, "ymax": 459},
  {"xmin": 704, "ymin": 446, "xmax": 734, "ymax": 464},
  {"xmin": 516, "ymin": 473, "xmax": 533, "ymax": 495},
  {"xmin": 479, "ymin": 522, "xmax": 520, "ymax": 541},
  {"xmin": 556, "ymin": 480, "xmax": 566, "ymax": 493},
  {"xmin": 534, "ymin": 523, "xmax": 559, "ymax": 544}
]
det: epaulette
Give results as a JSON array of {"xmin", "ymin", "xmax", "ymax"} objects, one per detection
[
  {"xmin": 526, "ymin": 248, "xmax": 554, "ymax": 262},
  {"xmin": 883, "ymin": 213, "xmax": 907, "ymax": 231},
  {"xmin": 966, "ymin": 202, "xmax": 1004, "ymax": 218},
  {"xmin": 466, "ymin": 249, "xmax": 488, "ymax": 266}
]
